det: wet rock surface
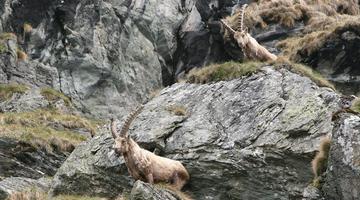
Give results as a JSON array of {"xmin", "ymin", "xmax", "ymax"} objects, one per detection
[{"xmin": 50, "ymin": 67, "xmax": 340, "ymax": 199}]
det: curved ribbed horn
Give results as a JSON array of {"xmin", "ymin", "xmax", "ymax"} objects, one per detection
[
  {"xmin": 220, "ymin": 19, "xmax": 236, "ymax": 34},
  {"xmin": 110, "ymin": 118, "xmax": 118, "ymax": 139},
  {"xmin": 120, "ymin": 105, "xmax": 144, "ymax": 137},
  {"xmin": 239, "ymin": 4, "xmax": 248, "ymax": 32}
]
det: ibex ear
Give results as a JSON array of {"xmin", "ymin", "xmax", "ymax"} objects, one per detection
[{"xmin": 127, "ymin": 135, "xmax": 130, "ymax": 141}]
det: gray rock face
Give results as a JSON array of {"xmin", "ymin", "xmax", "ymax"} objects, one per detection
[
  {"xmin": 130, "ymin": 181, "xmax": 180, "ymax": 200},
  {"xmin": 50, "ymin": 67, "xmax": 340, "ymax": 199},
  {"xmin": 0, "ymin": 138, "xmax": 67, "ymax": 180},
  {"xmin": 0, "ymin": 0, "xmax": 196, "ymax": 119},
  {"xmin": 323, "ymin": 113, "xmax": 360, "ymax": 200},
  {"xmin": 297, "ymin": 25, "xmax": 360, "ymax": 96},
  {"xmin": 0, "ymin": 177, "xmax": 51, "ymax": 200}
]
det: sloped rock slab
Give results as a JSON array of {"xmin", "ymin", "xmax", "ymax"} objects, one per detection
[
  {"xmin": 51, "ymin": 67, "xmax": 340, "ymax": 199},
  {"xmin": 130, "ymin": 181, "xmax": 179, "ymax": 200}
]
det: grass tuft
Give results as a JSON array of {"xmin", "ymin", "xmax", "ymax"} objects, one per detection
[
  {"xmin": 6, "ymin": 189, "xmax": 47, "ymax": 200},
  {"xmin": 167, "ymin": 105, "xmax": 187, "ymax": 116},
  {"xmin": 16, "ymin": 49, "xmax": 27, "ymax": 61},
  {"xmin": 40, "ymin": 87, "xmax": 72, "ymax": 106},
  {"xmin": 0, "ymin": 43, "xmax": 6, "ymax": 54},
  {"xmin": 186, "ymin": 61, "xmax": 264, "ymax": 84},
  {"xmin": 350, "ymin": 98, "xmax": 360, "ymax": 113},
  {"xmin": 0, "ymin": 83, "xmax": 28, "ymax": 101},
  {"xmin": 52, "ymin": 195, "xmax": 108, "ymax": 200},
  {"xmin": 0, "ymin": 109, "xmax": 100, "ymax": 153},
  {"xmin": 0, "ymin": 32, "xmax": 17, "ymax": 41},
  {"xmin": 23, "ymin": 23, "xmax": 33, "ymax": 34},
  {"xmin": 273, "ymin": 58, "xmax": 335, "ymax": 90}
]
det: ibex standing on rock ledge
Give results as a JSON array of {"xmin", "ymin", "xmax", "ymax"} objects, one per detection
[
  {"xmin": 111, "ymin": 105, "xmax": 190, "ymax": 190},
  {"xmin": 221, "ymin": 4, "xmax": 277, "ymax": 61}
]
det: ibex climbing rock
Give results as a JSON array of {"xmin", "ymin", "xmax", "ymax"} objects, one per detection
[
  {"xmin": 111, "ymin": 105, "xmax": 190, "ymax": 190},
  {"xmin": 221, "ymin": 4, "xmax": 277, "ymax": 61}
]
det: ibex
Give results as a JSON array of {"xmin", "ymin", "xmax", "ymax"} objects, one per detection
[
  {"xmin": 111, "ymin": 105, "xmax": 190, "ymax": 190},
  {"xmin": 221, "ymin": 4, "xmax": 277, "ymax": 61}
]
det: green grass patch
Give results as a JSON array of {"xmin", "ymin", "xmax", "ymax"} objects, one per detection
[
  {"xmin": 0, "ymin": 109, "xmax": 101, "ymax": 153},
  {"xmin": 186, "ymin": 61, "xmax": 264, "ymax": 84},
  {"xmin": 0, "ymin": 42, "xmax": 6, "ymax": 54},
  {"xmin": 351, "ymin": 98, "xmax": 360, "ymax": 113},
  {"xmin": 41, "ymin": 87, "xmax": 72, "ymax": 106},
  {"xmin": 0, "ymin": 83, "xmax": 28, "ymax": 101},
  {"xmin": 271, "ymin": 57, "xmax": 335, "ymax": 90}
]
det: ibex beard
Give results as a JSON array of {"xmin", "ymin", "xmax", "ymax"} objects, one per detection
[{"xmin": 111, "ymin": 106, "xmax": 190, "ymax": 190}]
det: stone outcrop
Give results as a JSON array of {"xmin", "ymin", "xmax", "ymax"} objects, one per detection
[
  {"xmin": 50, "ymin": 66, "xmax": 340, "ymax": 199},
  {"xmin": 322, "ymin": 113, "xmax": 360, "ymax": 200}
]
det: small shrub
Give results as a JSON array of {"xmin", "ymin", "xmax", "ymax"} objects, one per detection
[
  {"xmin": 0, "ymin": 32, "xmax": 17, "ymax": 40},
  {"xmin": 350, "ymin": 98, "xmax": 360, "ymax": 113},
  {"xmin": 0, "ymin": 83, "xmax": 28, "ymax": 101},
  {"xmin": 167, "ymin": 105, "xmax": 187, "ymax": 116},
  {"xmin": 23, "ymin": 23, "xmax": 33, "ymax": 34},
  {"xmin": 16, "ymin": 49, "xmax": 27, "ymax": 61},
  {"xmin": 40, "ymin": 87, "xmax": 72, "ymax": 106},
  {"xmin": 186, "ymin": 61, "xmax": 264, "ymax": 84},
  {"xmin": 6, "ymin": 189, "xmax": 47, "ymax": 200},
  {"xmin": 0, "ymin": 42, "xmax": 6, "ymax": 54}
]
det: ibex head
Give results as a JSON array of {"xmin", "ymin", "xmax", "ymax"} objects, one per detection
[
  {"xmin": 221, "ymin": 4, "xmax": 248, "ymax": 46},
  {"xmin": 111, "ymin": 105, "xmax": 144, "ymax": 154}
]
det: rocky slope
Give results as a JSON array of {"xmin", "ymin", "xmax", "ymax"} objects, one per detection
[
  {"xmin": 1, "ymin": 0, "xmax": 360, "ymax": 200},
  {"xmin": 50, "ymin": 66, "xmax": 342, "ymax": 199}
]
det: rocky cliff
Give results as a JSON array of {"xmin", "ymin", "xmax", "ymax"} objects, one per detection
[{"xmin": 1, "ymin": 0, "xmax": 360, "ymax": 200}]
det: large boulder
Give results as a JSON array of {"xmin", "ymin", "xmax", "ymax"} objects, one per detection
[
  {"xmin": 130, "ymin": 181, "xmax": 181, "ymax": 200},
  {"xmin": 322, "ymin": 113, "xmax": 360, "ymax": 200},
  {"xmin": 50, "ymin": 66, "xmax": 340, "ymax": 199}
]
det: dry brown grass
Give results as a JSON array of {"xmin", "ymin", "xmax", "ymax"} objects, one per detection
[
  {"xmin": 225, "ymin": 0, "xmax": 359, "ymax": 37},
  {"xmin": 7, "ymin": 190, "xmax": 110, "ymax": 200},
  {"xmin": 0, "ymin": 109, "xmax": 101, "ymax": 152},
  {"xmin": 40, "ymin": 87, "xmax": 72, "ymax": 106},
  {"xmin": 16, "ymin": 49, "xmax": 27, "ymax": 61},
  {"xmin": 273, "ymin": 57, "xmax": 335, "ymax": 90},
  {"xmin": 167, "ymin": 105, "xmax": 187, "ymax": 116},
  {"xmin": 0, "ymin": 83, "xmax": 28, "ymax": 101},
  {"xmin": 6, "ymin": 189, "xmax": 47, "ymax": 200},
  {"xmin": 0, "ymin": 32, "xmax": 17, "ymax": 41},
  {"xmin": 351, "ymin": 97, "xmax": 360, "ymax": 113},
  {"xmin": 23, "ymin": 23, "xmax": 33, "ymax": 34}
]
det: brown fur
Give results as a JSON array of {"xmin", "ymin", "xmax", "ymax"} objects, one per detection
[
  {"xmin": 311, "ymin": 136, "xmax": 331, "ymax": 177},
  {"xmin": 111, "ymin": 107, "xmax": 190, "ymax": 190},
  {"xmin": 221, "ymin": 4, "xmax": 277, "ymax": 62}
]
